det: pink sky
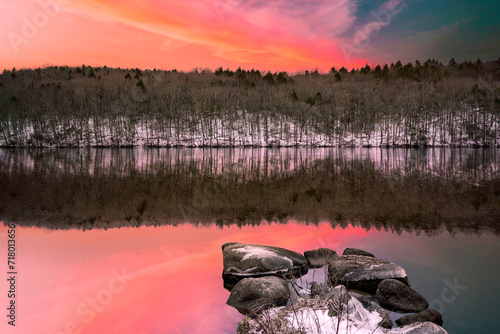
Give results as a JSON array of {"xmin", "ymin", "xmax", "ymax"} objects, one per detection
[{"xmin": 0, "ymin": 0, "xmax": 371, "ymax": 72}]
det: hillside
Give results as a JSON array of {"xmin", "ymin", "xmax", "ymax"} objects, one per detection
[{"xmin": 1, "ymin": 59, "xmax": 500, "ymax": 147}]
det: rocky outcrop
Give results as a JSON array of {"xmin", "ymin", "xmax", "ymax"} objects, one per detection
[
  {"xmin": 343, "ymin": 247, "xmax": 375, "ymax": 257},
  {"xmin": 328, "ymin": 255, "xmax": 410, "ymax": 293},
  {"xmin": 225, "ymin": 243, "xmax": 448, "ymax": 334},
  {"xmin": 396, "ymin": 309, "xmax": 443, "ymax": 327},
  {"xmin": 226, "ymin": 276, "xmax": 289, "ymax": 315},
  {"xmin": 388, "ymin": 321, "xmax": 448, "ymax": 333},
  {"xmin": 304, "ymin": 248, "xmax": 339, "ymax": 268},
  {"xmin": 376, "ymin": 279, "xmax": 429, "ymax": 313},
  {"xmin": 222, "ymin": 242, "xmax": 309, "ymax": 290}
]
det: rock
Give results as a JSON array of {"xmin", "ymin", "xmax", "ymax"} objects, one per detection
[
  {"xmin": 310, "ymin": 282, "xmax": 352, "ymax": 307},
  {"xmin": 222, "ymin": 242, "xmax": 309, "ymax": 290},
  {"xmin": 366, "ymin": 301, "xmax": 393, "ymax": 329},
  {"xmin": 396, "ymin": 309, "xmax": 443, "ymax": 327},
  {"xmin": 343, "ymin": 247, "xmax": 375, "ymax": 258},
  {"xmin": 315, "ymin": 285, "xmax": 391, "ymax": 330},
  {"xmin": 226, "ymin": 276, "xmax": 289, "ymax": 316},
  {"xmin": 351, "ymin": 292, "xmax": 393, "ymax": 329},
  {"xmin": 387, "ymin": 321, "xmax": 448, "ymax": 333},
  {"xmin": 328, "ymin": 255, "xmax": 411, "ymax": 294},
  {"xmin": 310, "ymin": 281, "xmax": 329, "ymax": 297},
  {"xmin": 304, "ymin": 248, "xmax": 339, "ymax": 268},
  {"xmin": 376, "ymin": 279, "xmax": 429, "ymax": 313},
  {"xmin": 328, "ymin": 290, "xmax": 390, "ymax": 333},
  {"xmin": 326, "ymin": 285, "xmax": 352, "ymax": 316}
]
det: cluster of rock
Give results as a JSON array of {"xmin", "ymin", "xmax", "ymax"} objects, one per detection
[{"xmin": 222, "ymin": 242, "xmax": 446, "ymax": 334}]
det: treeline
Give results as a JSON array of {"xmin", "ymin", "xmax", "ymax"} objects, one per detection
[{"xmin": 1, "ymin": 58, "xmax": 500, "ymax": 147}]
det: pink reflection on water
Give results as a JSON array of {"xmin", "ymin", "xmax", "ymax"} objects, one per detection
[
  {"xmin": 2, "ymin": 221, "xmax": 492, "ymax": 334},
  {"xmin": 0, "ymin": 222, "xmax": 370, "ymax": 334}
]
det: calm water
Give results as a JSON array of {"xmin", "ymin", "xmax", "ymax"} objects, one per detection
[{"xmin": 1, "ymin": 148, "xmax": 499, "ymax": 334}]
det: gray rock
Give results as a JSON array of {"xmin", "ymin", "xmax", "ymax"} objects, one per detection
[
  {"xmin": 350, "ymin": 292, "xmax": 393, "ymax": 329},
  {"xmin": 328, "ymin": 255, "xmax": 411, "ymax": 294},
  {"xmin": 226, "ymin": 276, "xmax": 289, "ymax": 316},
  {"xmin": 304, "ymin": 248, "xmax": 339, "ymax": 268},
  {"xmin": 222, "ymin": 242, "xmax": 309, "ymax": 290},
  {"xmin": 388, "ymin": 321, "xmax": 448, "ymax": 333},
  {"xmin": 310, "ymin": 281, "xmax": 329, "ymax": 297},
  {"xmin": 376, "ymin": 279, "xmax": 429, "ymax": 313},
  {"xmin": 366, "ymin": 301, "xmax": 393, "ymax": 329},
  {"xmin": 310, "ymin": 282, "xmax": 351, "ymax": 306},
  {"xmin": 326, "ymin": 285, "xmax": 352, "ymax": 317},
  {"xmin": 396, "ymin": 309, "xmax": 443, "ymax": 327},
  {"xmin": 343, "ymin": 247, "xmax": 375, "ymax": 258}
]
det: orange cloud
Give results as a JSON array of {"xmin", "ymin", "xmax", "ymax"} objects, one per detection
[{"xmin": 1, "ymin": 0, "xmax": 369, "ymax": 71}]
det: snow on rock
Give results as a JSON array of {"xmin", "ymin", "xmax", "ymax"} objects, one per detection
[
  {"xmin": 222, "ymin": 243, "xmax": 309, "ymax": 290},
  {"xmin": 236, "ymin": 247, "xmax": 294, "ymax": 267},
  {"xmin": 229, "ymin": 244, "xmax": 449, "ymax": 334},
  {"xmin": 328, "ymin": 255, "xmax": 410, "ymax": 294}
]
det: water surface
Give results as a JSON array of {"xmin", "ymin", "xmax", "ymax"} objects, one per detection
[
  {"xmin": 1, "ymin": 222, "xmax": 499, "ymax": 334},
  {"xmin": 0, "ymin": 148, "xmax": 499, "ymax": 334}
]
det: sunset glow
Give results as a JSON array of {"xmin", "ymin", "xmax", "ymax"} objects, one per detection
[{"xmin": 2, "ymin": 0, "xmax": 498, "ymax": 72}]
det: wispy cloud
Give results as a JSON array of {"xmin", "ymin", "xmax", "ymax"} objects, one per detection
[
  {"xmin": 1, "ymin": 0, "xmax": 371, "ymax": 70},
  {"xmin": 3, "ymin": 0, "xmax": 494, "ymax": 71}
]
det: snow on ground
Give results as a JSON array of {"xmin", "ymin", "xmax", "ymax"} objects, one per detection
[{"xmin": 242, "ymin": 291, "xmax": 387, "ymax": 334}]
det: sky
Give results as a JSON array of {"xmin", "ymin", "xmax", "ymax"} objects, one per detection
[{"xmin": 0, "ymin": 0, "xmax": 499, "ymax": 72}]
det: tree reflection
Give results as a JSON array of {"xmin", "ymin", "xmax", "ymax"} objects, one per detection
[{"xmin": 1, "ymin": 148, "xmax": 498, "ymax": 234}]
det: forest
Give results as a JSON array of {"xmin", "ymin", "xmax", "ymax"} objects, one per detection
[{"xmin": 1, "ymin": 58, "xmax": 500, "ymax": 147}]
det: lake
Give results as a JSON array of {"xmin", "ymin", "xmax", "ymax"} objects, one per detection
[{"xmin": 0, "ymin": 148, "xmax": 499, "ymax": 334}]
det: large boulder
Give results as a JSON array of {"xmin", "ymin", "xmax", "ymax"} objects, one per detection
[
  {"xmin": 328, "ymin": 255, "xmax": 410, "ymax": 294},
  {"xmin": 226, "ymin": 276, "xmax": 289, "ymax": 315},
  {"xmin": 222, "ymin": 242, "xmax": 309, "ymax": 290},
  {"xmin": 396, "ymin": 309, "xmax": 443, "ymax": 327},
  {"xmin": 376, "ymin": 279, "xmax": 429, "ymax": 313},
  {"xmin": 387, "ymin": 321, "xmax": 448, "ymax": 333},
  {"xmin": 343, "ymin": 247, "xmax": 375, "ymax": 258},
  {"xmin": 304, "ymin": 248, "xmax": 339, "ymax": 268}
]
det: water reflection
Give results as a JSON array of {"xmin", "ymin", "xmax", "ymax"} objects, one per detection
[
  {"xmin": 1, "ymin": 222, "xmax": 498, "ymax": 334},
  {"xmin": 0, "ymin": 148, "xmax": 498, "ymax": 233}
]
